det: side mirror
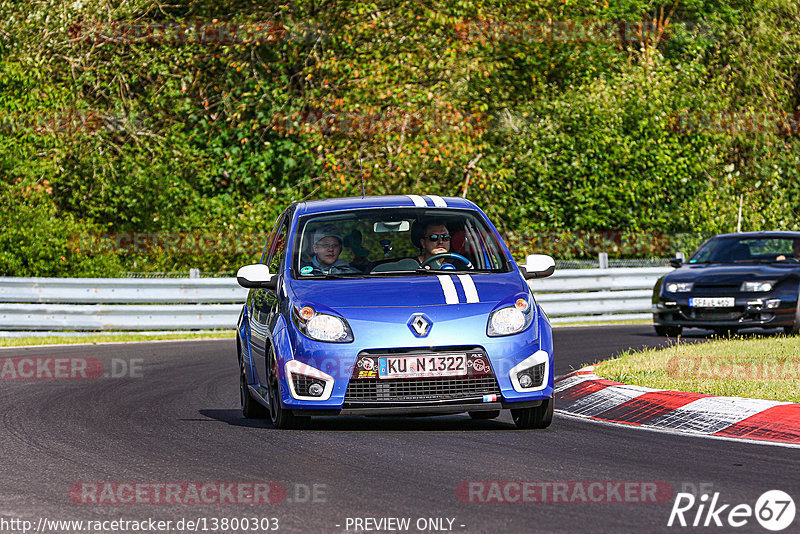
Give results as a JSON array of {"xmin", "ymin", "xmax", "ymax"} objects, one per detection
[
  {"xmin": 236, "ymin": 264, "xmax": 278, "ymax": 289},
  {"xmin": 669, "ymin": 258, "xmax": 684, "ymax": 269},
  {"xmin": 522, "ymin": 254, "xmax": 556, "ymax": 279}
]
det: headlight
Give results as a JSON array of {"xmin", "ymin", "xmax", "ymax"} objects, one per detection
[
  {"xmin": 740, "ymin": 280, "xmax": 775, "ymax": 292},
  {"xmin": 293, "ymin": 306, "xmax": 353, "ymax": 343},
  {"xmin": 487, "ymin": 301, "xmax": 534, "ymax": 337},
  {"xmin": 665, "ymin": 282, "xmax": 693, "ymax": 293}
]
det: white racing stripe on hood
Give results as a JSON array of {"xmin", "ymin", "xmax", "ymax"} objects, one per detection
[
  {"xmin": 437, "ymin": 275, "xmax": 459, "ymax": 304},
  {"xmin": 457, "ymin": 274, "xmax": 479, "ymax": 303},
  {"xmin": 407, "ymin": 195, "xmax": 427, "ymax": 207},
  {"xmin": 427, "ymin": 195, "xmax": 447, "ymax": 207}
]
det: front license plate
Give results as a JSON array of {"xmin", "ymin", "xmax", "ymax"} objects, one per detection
[
  {"xmin": 378, "ymin": 354, "xmax": 467, "ymax": 379},
  {"xmin": 689, "ymin": 297, "xmax": 735, "ymax": 308}
]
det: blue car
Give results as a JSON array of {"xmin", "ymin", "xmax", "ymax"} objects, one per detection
[{"xmin": 235, "ymin": 195, "xmax": 556, "ymax": 429}]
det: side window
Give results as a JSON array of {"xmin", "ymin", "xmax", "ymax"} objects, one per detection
[
  {"xmin": 260, "ymin": 213, "xmax": 284, "ymax": 264},
  {"xmin": 266, "ymin": 217, "xmax": 289, "ymax": 274}
]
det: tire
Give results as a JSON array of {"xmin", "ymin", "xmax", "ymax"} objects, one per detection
[
  {"xmin": 654, "ymin": 325, "xmax": 682, "ymax": 337},
  {"xmin": 240, "ymin": 358, "xmax": 267, "ymax": 419},
  {"xmin": 511, "ymin": 398, "xmax": 553, "ymax": 429},
  {"xmin": 266, "ymin": 347, "xmax": 310, "ymax": 430},
  {"xmin": 468, "ymin": 410, "xmax": 501, "ymax": 420}
]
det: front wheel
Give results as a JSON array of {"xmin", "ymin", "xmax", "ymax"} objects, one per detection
[
  {"xmin": 511, "ymin": 398, "xmax": 553, "ymax": 429},
  {"xmin": 654, "ymin": 325, "xmax": 682, "ymax": 337},
  {"xmin": 240, "ymin": 359, "xmax": 266, "ymax": 419},
  {"xmin": 267, "ymin": 347, "xmax": 310, "ymax": 430}
]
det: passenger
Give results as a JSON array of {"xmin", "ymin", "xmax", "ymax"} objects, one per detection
[{"xmin": 301, "ymin": 225, "xmax": 360, "ymax": 275}]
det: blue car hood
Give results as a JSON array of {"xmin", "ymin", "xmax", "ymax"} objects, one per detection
[{"xmin": 289, "ymin": 271, "xmax": 526, "ymax": 309}]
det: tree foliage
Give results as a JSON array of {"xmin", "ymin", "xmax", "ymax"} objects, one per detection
[{"xmin": 0, "ymin": 0, "xmax": 799, "ymax": 275}]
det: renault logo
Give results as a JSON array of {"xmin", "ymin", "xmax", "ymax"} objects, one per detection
[{"xmin": 408, "ymin": 313, "xmax": 432, "ymax": 337}]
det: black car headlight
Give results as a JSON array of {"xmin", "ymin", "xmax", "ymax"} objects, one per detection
[
  {"xmin": 740, "ymin": 280, "xmax": 775, "ymax": 292},
  {"xmin": 293, "ymin": 306, "xmax": 354, "ymax": 343},
  {"xmin": 665, "ymin": 282, "xmax": 693, "ymax": 293},
  {"xmin": 487, "ymin": 297, "xmax": 534, "ymax": 337}
]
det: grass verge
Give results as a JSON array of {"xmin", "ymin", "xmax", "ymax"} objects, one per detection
[
  {"xmin": 552, "ymin": 319, "xmax": 651, "ymax": 327},
  {"xmin": 593, "ymin": 335, "xmax": 800, "ymax": 403},
  {"xmin": 0, "ymin": 331, "xmax": 235, "ymax": 348}
]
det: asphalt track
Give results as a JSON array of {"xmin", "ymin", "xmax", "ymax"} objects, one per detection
[{"xmin": 1, "ymin": 326, "xmax": 798, "ymax": 533}]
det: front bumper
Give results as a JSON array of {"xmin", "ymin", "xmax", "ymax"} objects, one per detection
[
  {"xmin": 273, "ymin": 308, "xmax": 554, "ymax": 413},
  {"xmin": 294, "ymin": 399, "xmax": 542, "ymax": 417},
  {"xmin": 653, "ymin": 295, "xmax": 797, "ymax": 328}
]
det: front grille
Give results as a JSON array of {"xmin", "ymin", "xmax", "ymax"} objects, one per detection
[
  {"xmin": 679, "ymin": 308, "xmax": 744, "ymax": 321},
  {"xmin": 344, "ymin": 376, "xmax": 500, "ymax": 404},
  {"xmin": 692, "ymin": 283, "xmax": 740, "ymax": 289},
  {"xmin": 292, "ymin": 376, "xmax": 322, "ymax": 396},
  {"xmin": 527, "ymin": 363, "xmax": 545, "ymax": 387}
]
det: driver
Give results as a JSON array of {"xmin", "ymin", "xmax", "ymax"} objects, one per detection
[
  {"xmin": 776, "ymin": 238, "xmax": 800, "ymax": 262},
  {"xmin": 416, "ymin": 221, "xmax": 451, "ymax": 269}
]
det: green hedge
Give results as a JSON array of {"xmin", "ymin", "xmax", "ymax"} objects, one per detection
[{"xmin": 1, "ymin": 0, "xmax": 799, "ymax": 275}]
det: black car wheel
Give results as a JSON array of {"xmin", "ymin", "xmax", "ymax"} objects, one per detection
[
  {"xmin": 267, "ymin": 346, "xmax": 310, "ymax": 430},
  {"xmin": 654, "ymin": 325, "xmax": 682, "ymax": 337},
  {"xmin": 511, "ymin": 398, "xmax": 553, "ymax": 429},
  {"xmin": 468, "ymin": 410, "xmax": 501, "ymax": 420},
  {"xmin": 240, "ymin": 359, "xmax": 267, "ymax": 419}
]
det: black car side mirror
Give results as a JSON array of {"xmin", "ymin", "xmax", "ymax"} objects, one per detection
[{"xmin": 669, "ymin": 258, "xmax": 684, "ymax": 268}]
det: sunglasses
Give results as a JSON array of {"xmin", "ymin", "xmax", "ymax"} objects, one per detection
[{"xmin": 426, "ymin": 234, "xmax": 451, "ymax": 242}]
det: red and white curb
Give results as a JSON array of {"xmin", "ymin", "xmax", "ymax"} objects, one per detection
[{"xmin": 555, "ymin": 367, "xmax": 800, "ymax": 447}]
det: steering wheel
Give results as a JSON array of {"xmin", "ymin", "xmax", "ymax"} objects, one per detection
[{"xmin": 420, "ymin": 252, "xmax": 473, "ymax": 270}]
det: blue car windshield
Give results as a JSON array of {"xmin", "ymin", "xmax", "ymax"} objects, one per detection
[
  {"xmin": 689, "ymin": 236, "xmax": 800, "ymax": 264},
  {"xmin": 293, "ymin": 208, "xmax": 511, "ymax": 277}
]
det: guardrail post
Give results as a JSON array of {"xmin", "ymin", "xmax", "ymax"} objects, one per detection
[
  {"xmin": 598, "ymin": 252, "xmax": 609, "ymax": 269},
  {"xmin": 190, "ymin": 268, "xmax": 200, "ymax": 279},
  {"xmin": 675, "ymin": 251, "xmax": 685, "ymax": 261}
]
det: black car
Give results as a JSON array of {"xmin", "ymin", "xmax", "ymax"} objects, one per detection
[{"xmin": 652, "ymin": 231, "xmax": 800, "ymax": 336}]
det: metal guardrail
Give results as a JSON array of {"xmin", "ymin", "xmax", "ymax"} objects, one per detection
[
  {"xmin": 528, "ymin": 267, "xmax": 670, "ymax": 323},
  {"xmin": 0, "ymin": 268, "xmax": 670, "ymax": 330}
]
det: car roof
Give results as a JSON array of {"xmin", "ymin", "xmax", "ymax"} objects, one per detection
[
  {"xmin": 711, "ymin": 231, "xmax": 800, "ymax": 239},
  {"xmin": 294, "ymin": 195, "xmax": 481, "ymax": 215}
]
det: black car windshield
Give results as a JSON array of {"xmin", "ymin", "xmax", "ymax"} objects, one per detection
[
  {"xmin": 689, "ymin": 236, "xmax": 800, "ymax": 264},
  {"xmin": 293, "ymin": 208, "xmax": 510, "ymax": 277}
]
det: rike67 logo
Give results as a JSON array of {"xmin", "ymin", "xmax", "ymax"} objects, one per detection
[{"xmin": 668, "ymin": 490, "xmax": 796, "ymax": 531}]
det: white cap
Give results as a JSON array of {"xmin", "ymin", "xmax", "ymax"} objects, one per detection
[{"xmin": 313, "ymin": 224, "xmax": 342, "ymax": 245}]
